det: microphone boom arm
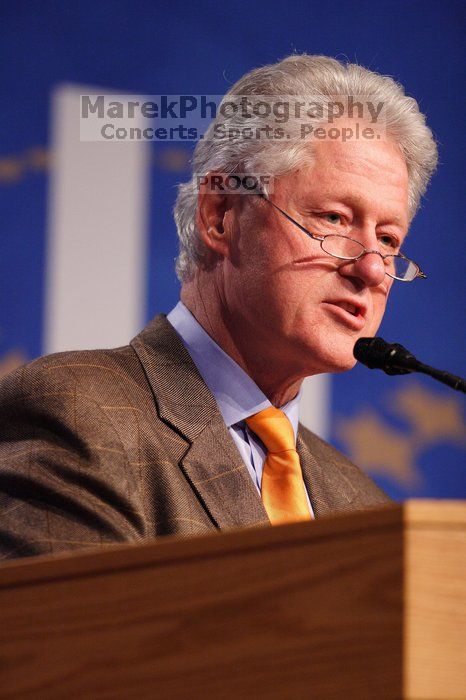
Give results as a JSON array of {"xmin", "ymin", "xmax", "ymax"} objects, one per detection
[{"xmin": 353, "ymin": 337, "xmax": 466, "ymax": 394}]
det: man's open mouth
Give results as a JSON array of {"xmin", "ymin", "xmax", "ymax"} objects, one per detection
[
  {"xmin": 322, "ymin": 299, "xmax": 367, "ymax": 329},
  {"xmin": 334, "ymin": 301, "xmax": 359, "ymax": 316}
]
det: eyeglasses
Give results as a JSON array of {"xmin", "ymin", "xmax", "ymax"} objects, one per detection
[{"xmin": 258, "ymin": 193, "xmax": 426, "ymax": 282}]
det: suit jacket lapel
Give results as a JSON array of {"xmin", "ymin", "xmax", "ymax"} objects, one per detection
[
  {"xmin": 131, "ymin": 314, "xmax": 269, "ymax": 530},
  {"xmin": 297, "ymin": 428, "xmax": 357, "ymax": 518},
  {"xmin": 181, "ymin": 417, "xmax": 270, "ymax": 529}
]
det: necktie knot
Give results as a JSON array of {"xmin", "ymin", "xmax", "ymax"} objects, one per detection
[{"xmin": 245, "ymin": 406, "xmax": 295, "ymax": 453}]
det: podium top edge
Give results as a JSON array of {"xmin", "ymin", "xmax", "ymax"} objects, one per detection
[
  {"xmin": 0, "ymin": 503, "xmax": 402, "ymax": 585},
  {"xmin": 404, "ymin": 499, "xmax": 466, "ymax": 526},
  {"xmin": 0, "ymin": 501, "xmax": 464, "ymax": 587}
]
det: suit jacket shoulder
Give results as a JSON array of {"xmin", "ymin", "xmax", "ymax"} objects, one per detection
[{"xmin": 0, "ymin": 344, "xmax": 162, "ymax": 559}]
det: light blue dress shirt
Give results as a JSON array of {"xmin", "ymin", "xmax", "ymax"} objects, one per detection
[{"xmin": 167, "ymin": 301, "xmax": 314, "ymax": 516}]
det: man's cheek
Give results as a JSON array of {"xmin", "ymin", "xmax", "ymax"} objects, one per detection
[
  {"xmin": 382, "ymin": 277, "xmax": 394, "ymax": 298},
  {"xmin": 370, "ymin": 299, "xmax": 388, "ymax": 333}
]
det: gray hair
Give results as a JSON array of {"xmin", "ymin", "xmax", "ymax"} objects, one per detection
[{"xmin": 174, "ymin": 54, "xmax": 438, "ymax": 282}]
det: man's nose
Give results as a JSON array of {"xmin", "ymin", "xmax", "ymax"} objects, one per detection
[{"xmin": 338, "ymin": 248, "xmax": 387, "ymax": 287}]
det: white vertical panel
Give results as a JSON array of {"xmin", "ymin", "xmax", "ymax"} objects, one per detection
[
  {"xmin": 45, "ymin": 85, "xmax": 150, "ymax": 353},
  {"xmin": 299, "ymin": 375, "xmax": 330, "ymax": 439}
]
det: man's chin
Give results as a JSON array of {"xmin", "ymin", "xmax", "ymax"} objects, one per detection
[
  {"xmin": 334, "ymin": 356, "xmax": 358, "ymax": 373},
  {"xmin": 302, "ymin": 347, "xmax": 357, "ymax": 376},
  {"xmin": 323, "ymin": 354, "xmax": 357, "ymax": 374},
  {"xmin": 291, "ymin": 330, "xmax": 361, "ymax": 375}
]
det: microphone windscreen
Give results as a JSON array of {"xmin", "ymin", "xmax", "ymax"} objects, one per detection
[{"xmin": 353, "ymin": 337, "xmax": 388, "ymax": 368}]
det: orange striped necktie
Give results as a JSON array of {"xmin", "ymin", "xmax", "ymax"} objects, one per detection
[{"xmin": 245, "ymin": 406, "xmax": 312, "ymax": 525}]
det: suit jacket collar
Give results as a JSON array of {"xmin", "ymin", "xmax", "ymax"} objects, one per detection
[{"xmin": 130, "ymin": 314, "xmax": 269, "ymax": 530}]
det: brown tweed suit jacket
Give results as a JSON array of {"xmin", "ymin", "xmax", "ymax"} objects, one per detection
[{"xmin": 0, "ymin": 314, "xmax": 390, "ymax": 559}]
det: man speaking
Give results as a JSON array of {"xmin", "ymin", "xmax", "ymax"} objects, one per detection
[{"xmin": 0, "ymin": 54, "xmax": 437, "ymax": 558}]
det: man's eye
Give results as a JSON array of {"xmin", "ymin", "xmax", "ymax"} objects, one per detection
[
  {"xmin": 379, "ymin": 234, "xmax": 399, "ymax": 249},
  {"xmin": 323, "ymin": 213, "xmax": 342, "ymax": 224}
]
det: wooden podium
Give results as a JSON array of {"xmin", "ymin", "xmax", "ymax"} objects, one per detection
[{"xmin": 1, "ymin": 500, "xmax": 465, "ymax": 699}]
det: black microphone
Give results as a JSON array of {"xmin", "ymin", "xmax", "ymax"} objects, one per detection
[{"xmin": 354, "ymin": 337, "xmax": 466, "ymax": 393}]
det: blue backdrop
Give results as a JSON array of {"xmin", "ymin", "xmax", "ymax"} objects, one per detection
[{"xmin": 1, "ymin": 0, "xmax": 465, "ymax": 500}]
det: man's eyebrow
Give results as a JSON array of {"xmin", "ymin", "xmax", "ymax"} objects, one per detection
[
  {"xmin": 377, "ymin": 214, "xmax": 406, "ymax": 228},
  {"xmin": 311, "ymin": 192, "xmax": 408, "ymax": 228}
]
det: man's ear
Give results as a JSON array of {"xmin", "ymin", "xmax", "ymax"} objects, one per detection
[{"xmin": 195, "ymin": 173, "xmax": 234, "ymax": 259}]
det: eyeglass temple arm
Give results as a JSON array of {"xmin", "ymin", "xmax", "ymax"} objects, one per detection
[{"xmin": 256, "ymin": 192, "xmax": 323, "ymax": 241}]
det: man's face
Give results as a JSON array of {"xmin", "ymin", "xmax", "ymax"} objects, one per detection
[{"xmin": 219, "ymin": 135, "xmax": 410, "ymax": 376}]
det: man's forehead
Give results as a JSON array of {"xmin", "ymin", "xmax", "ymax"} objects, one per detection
[
  {"xmin": 310, "ymin": 136, "xmax": 407, "ymax": 177},
  {"xmin": 278, "ymin": 138, "xmax": 409, "ymax": 223}
]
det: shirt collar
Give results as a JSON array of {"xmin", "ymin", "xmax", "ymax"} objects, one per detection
[{"xmin": 167, "ymin": 301, "xmax": 302, "ymax": 438}]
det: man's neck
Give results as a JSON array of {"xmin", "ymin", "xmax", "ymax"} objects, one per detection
[{"xmin": 180, "ymin": 282, "xmax": 304, "ymax": 407}]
